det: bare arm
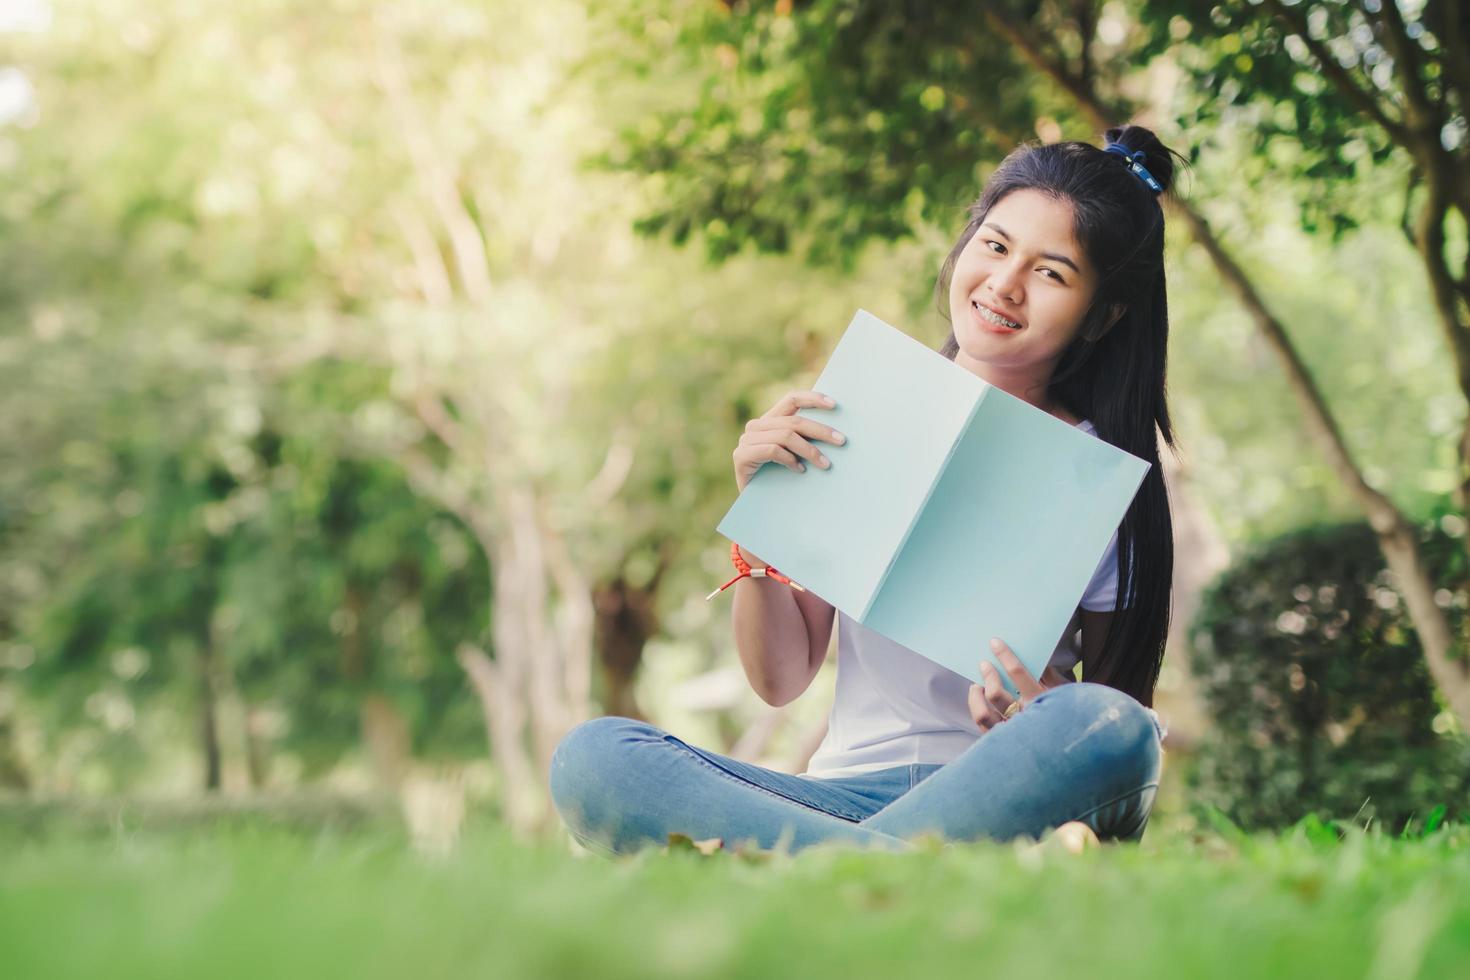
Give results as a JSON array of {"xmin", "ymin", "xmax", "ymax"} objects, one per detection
[
  {"xmin": 727, "ymin": 388, "xmax": 845, "ymax": 706},
  {"xmin": 731, "ymin": 545, "xmax": 836, "ymax": 706}
]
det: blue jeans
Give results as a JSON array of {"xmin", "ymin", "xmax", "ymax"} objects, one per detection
[{"xmin": 548, "ymin": 681, "xmax": 1164, "ymax": 856}]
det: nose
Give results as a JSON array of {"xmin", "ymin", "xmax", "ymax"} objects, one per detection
[{"xmin": 986, "ymin": 258, "xmax": 1025, "ymax": 304}]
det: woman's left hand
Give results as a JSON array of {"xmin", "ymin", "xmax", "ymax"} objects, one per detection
[{"xmin": 967, "ymin": 637, "xmax": 1074, "ymax": 733}]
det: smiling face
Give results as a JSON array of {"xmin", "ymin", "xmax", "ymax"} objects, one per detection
[{"xmin": 946, "ymin": 188, "xmax": 1103, "ymax": 403}]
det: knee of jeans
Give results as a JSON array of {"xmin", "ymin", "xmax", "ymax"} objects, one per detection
[
  {"xmin": 548, "ymin": 716, "xmax": 656, "ymax": 818},
  {"xmin": 1049, "ymin": 682, "xmax": 1161, "ymax": 777}
]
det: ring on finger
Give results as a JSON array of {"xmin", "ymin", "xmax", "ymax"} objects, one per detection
[{"xmin": 1002, "ymin": 700, "xmax": 1023, "ymax": 720}]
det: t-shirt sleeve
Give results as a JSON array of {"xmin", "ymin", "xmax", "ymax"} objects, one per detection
[{"xmin": 1078, "ymin": 527, "xmax": 1128, "ymax": 612}]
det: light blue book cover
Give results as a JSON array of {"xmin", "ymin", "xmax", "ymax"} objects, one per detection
[{"xmin": 716, "ymin": 309, "xmax": 1150, "ymax": 688}]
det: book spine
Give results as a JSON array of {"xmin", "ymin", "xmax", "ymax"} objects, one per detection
[{"xmin": 857, "ymin": 387, "xmax": 989, "ymax": 621}]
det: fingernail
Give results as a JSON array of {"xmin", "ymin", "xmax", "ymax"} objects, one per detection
[
  {"xmin": 822, "ymin": 396, "xmax": 836, "ymax": 406},
  {"xmin": 989, "ymin": 638, "xmax": 1002, "ymax": 651},
  {"xmin": 832, "ymin": 432, "xmax": 846, "ymax": 444}
]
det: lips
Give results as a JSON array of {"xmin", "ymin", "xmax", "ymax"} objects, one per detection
[{"xmin": 971, "ymin": 299, "xmax": 1024, "ymax": 331}]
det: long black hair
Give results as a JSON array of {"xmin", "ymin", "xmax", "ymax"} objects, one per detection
[{"xmin": 934, "ymin": 124, "xmax": 1187, "ymax": 708}]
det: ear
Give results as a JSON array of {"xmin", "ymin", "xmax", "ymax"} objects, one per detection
[{"xmin": 1084, "ymin": 303, "xmax": 1126, "ymax": 342}]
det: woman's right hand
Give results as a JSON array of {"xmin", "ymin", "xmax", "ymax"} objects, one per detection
[{"xmin": 733, "ymin": 389, "xmax": 846, "ymax": 493}]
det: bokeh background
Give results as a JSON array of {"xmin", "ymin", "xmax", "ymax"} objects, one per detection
[{"xmin": 2, "ymin": 0, "xmax": 1468, "ymax": 844}]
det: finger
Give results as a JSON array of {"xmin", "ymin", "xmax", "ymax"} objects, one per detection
[
  {"xmin": 968, "ymin": 683, "xmax": 998, "ymax": 731},
  {"xmin": 754, "ymin": 443, "xmax": 804, "ymax": 473},
  {"xmin": 990, "ymin": 638, "xmax": 1043, "ymax": 700},
  {"xmin": 980, "ymin": 661, "xmax": 1013, "ymax": 713},
  {"xmin": 764, "ymin": 390, "xmax": 836, "ymax": 419},
  {"xmin": 744, "ymin": 420, "xmax": 837, "ymax": 468},
  {"xmin": 772, "ymin": 430, "xmax": 830, "ymax": 469},
  {"xmin": 967, "ymin": 682, "xmax": 985, "ymax": 728},
  {"xmin": 746, "ymin": 415, "xmax": 847, "ymax": 452}
]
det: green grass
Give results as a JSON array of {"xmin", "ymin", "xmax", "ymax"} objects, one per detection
[{"xmin": 2, "ymin": 806, "xmax": 1468, "ymax": 979}]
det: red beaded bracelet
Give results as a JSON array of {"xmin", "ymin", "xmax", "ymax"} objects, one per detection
[{"xmin": 705, "ymin": 540, "xmax": 806, "ymax": 600}]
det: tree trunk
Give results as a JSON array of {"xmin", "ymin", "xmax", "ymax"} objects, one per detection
[
  {"xmin": 361, "ymin": 695, "xmax": 411, "ymax": 791},
  {"xmin": 592, "ymin": 573, "xmax": 663, "ymax": 719},
  {"xmin": 0, "ymin": 717, "xmax": 30, "ymax": 791},
  {"xmin": 339, "ymin": 585, "xmax": 411, "ymax": 790},
  {"xmin": 1377, "ymin": 520, "xmax": 1470, "ymax": 724},
  {"xmin": 399, "ymin": 419, "xmax": 598, "ymax": 836},
  {"xmin": 373, "ymin": 24, "xmax": 613, "ymax": 832},
  {"xmin": 243, "ymin": 706, "xmax": 271, "ymax": 790},
  {"xmin": 529, "ymin": 491, "xmax": 596, "ymax": 795},
  {"xmin": 458, "ymin": 642, "xmax": 544, "ymax": 833},
  {"xmin": 197, "ymin": 639, "xmax": 222, "ymax": 793}
]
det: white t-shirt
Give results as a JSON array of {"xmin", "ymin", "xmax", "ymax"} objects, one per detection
[{"xmin": 801, "ymin": 417, "xmax": 1127, "ymax": 778}]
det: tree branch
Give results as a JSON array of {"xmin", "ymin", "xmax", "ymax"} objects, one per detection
[
  {"xmin": 1073, "ymin": 0, "xmax": 1097, "ymax": 96},
  {"xmin": 539, "ymin": 514, "xmax": 595, "ymax": 723},
  {"xmin": 1414, "ymin": 172, "xmax": 1470, "ymax": 402},
  {"xmin": 1369, "ymin": 0, "xmax": 1441, "ymax": 124},
  {"xmin": 396, "ymin": 446, "xmax": 493, "ymax": 544},
  {"xmin": 982, "ymin": 7, "xmax": 1116, "ymax": 133},
  {"xmin": 1399, "ymin": 168, "xmax": 1422, "ymax": 250},
  {"xmin": 1262, "ymin": 0, "xmax": 1412, "ymax": 148},
  {"xmin": 371, "ymin": 18, "xmax": 494, "ymax": 307},
  {"xmin": 582, "ymin": 425, "xmax": 636, "ymax": 510},
  {"xmin": 392, "ymin": 202, "xmax": 455, "ymax": 307},
  {"xmin": 1439, "ymin": 1, "xmax": 1470, "ymax": 112},
  {"xmin": 1171, "ymin": 202, "xmax": 1402, "ymax": 534},
  {"xmin": 413, "ymin": 389, "xmax": 478, "ymax": 464}
]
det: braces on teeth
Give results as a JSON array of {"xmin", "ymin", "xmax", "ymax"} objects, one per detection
[{"xmin": 974, "ymin": 301, "xmax": 1020, "ymax": 329}]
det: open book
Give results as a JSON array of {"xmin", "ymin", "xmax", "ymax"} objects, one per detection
[{"xmin": 716, "ymin": 309, "xmax": 1150, "ymax": 688}]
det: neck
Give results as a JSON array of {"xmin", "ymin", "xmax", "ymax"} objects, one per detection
[{"xmin": 953, "ymin": 349, "xmax": 1078, "ymax": 424}]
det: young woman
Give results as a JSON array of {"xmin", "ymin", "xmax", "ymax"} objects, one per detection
[{"xmin": 549, "ymin": 124, "xmax": 1182, "ymax": 856}]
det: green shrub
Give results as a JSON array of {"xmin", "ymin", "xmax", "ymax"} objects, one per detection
[{"xmin": 1186, "ymin": 520, "xmax": 1470, "ymax": 831}]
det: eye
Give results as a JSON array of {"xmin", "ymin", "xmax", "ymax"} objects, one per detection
[{"xmin": 984, "ymin": 240, "xmax": 1066, "ymax": 283}]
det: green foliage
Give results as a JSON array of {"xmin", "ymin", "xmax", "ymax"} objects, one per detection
[
  {"xmin": 2, "ymin": 0, "xmax": 876, "ymax": 790},
  {"xmin": 1187, "ymin": 519, "xmax": 1470, "ymax": 830},
  {"xmin": 14, "ymin": 352, "xmax": 491, "ymax": 787},
  {"xmin": 1149, "ymin": 0, "xmax": 1441, "ymax": 242},
  {"xmin": 604, "ymin": 0, "xmax": 1434, "ymax": 266},
  {"xmin": 1165, "ymin": 212, "xmax": 1462, "ymax": 542},
  {"xmin": 598, "ymin": 0, "xmax": 1084, "ymax": 269},
  {"xmin": 602, "ymin": 0, "xmax": 1464, "ymax": 547}
]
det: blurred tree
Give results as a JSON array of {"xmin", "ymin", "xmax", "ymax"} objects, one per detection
[
  {"xmin": 16, "ymin": 351, "xmax": 487, "ymax": 793},
  {"xmin": 603, "ymin": 0, "xmax": 1470, "ymax": 728},
  {"xmin": 223, "ymin": 362, "xmax": 491, "ymax": 789},
  {"xmin": 2, "ymin": 0, "xmax": 872, "ymax": 821},
  {"xmin": 360, "ymin": 13, "xmax": 853, "ymax": 819},
  {"xmin": 1149, "ymin": 0, "xmax": 1470, "ymax": 728}
]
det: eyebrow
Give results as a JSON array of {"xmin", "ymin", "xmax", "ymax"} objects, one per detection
[{"xmin": 981, "ymin": 223, "xmax": 1081, "ymax": 275}]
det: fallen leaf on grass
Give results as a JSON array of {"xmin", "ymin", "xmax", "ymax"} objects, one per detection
[
  {"xmin": 1050, "ymin": 821, "xmax": 1101, "ymax": 854},
  {"xmin": 666, "ymin": 833, "xmax": 725, "ymax": 856}
]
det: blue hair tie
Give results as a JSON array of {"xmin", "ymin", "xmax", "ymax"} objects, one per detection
[{"xmin": 1102, "ymin": 142, "xmax": 1165, "ymax": 194}]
